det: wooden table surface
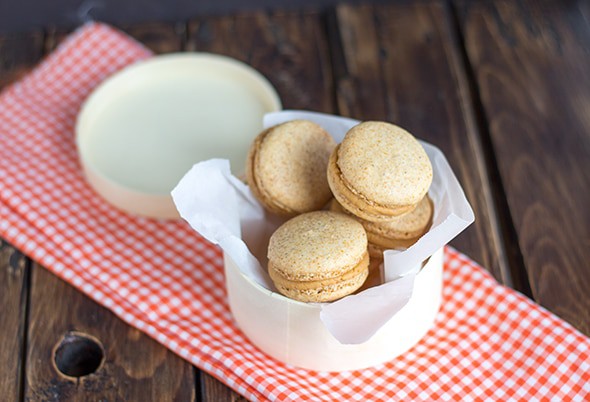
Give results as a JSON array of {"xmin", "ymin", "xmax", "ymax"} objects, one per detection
[{"xmin": 1, "ymin": 0, "xmax": 589, "ymax": 400}]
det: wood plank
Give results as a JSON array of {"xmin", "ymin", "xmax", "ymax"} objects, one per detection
[
  {"xmin": 187, "ymin": 11, "xmax": 335, "ymax": 401},
  {"xmin": 0, "ymin": 30, "xmax": 44, "ymax": 402},
  {"xmin": 0, "ymin": 31, "xmax": 44, "ymax": 89},
  {"xmin": 187, "ymin": 11, "xmax": 334, "ymax": 113},
  {"xmin": 200, "ymin": 372, "xmax": 248, "ymax": 402},
  {"xmin": 457, "ymin": 0, "xmax": 590, "ymax": 334},
  {"xmin": 332, "ymin": 3, "xmax": 511, "ymax": 284},
  {"xmin": 23, "ymin": 23, "xmax": 197, "ymax": 401},
  {"xmin": 25, "ymin": 266, "xmax": 195, "ymax": 401},
  {"xmin": 124, "ymin": 20, "xmax": 202, "ymax": 400},
  {"xmin": 122, "ymin": 21, "xmax": 186, "ymax": 53},
  {"xmin": 0, "ymin": 240, "xmax": 29, "ymax": 402}
]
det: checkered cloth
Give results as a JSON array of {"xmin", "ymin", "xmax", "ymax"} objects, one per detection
[{"xmin": 1, "ymin": 22, "xmax": 588, "ymax": 401}]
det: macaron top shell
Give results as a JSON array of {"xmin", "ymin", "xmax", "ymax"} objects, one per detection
[
  {"xmin": 268, "ymin": 211, "xmax": 368, "ymax": 281},
  {"xmin": 336, "ymin": 121, "xmax": 433, "ymax": 207},
  {"xmin": 247, "ymin": 120, "xmax": 336, "ymax": 215}
]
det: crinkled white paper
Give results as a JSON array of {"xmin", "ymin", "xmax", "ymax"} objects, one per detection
[{"xmin": 172, "ymin": 110, "xmax": 474, "ymax": 345}]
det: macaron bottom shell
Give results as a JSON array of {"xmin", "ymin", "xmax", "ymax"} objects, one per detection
[{"xmin": 330, "ymin": 196, "xmax": 433, "ymax": 261}]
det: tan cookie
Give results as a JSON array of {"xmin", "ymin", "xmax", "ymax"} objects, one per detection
[
  {"xmin": 246, "ymin": 120, "xmax": 336, "ymax": 216},
  {"xmin": 267, "ymin": 211, "xmax": 369, "ymax": 303},
  {"xmin": 327, "ymin": 121, "xmax": 432, "ymax": 222},
  {"xmin": 331, "ymin": 196, "xmax": 433, "ymax": 259}
]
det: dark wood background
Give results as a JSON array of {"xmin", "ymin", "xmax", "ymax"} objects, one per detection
[
  {"xmin": 1, "ymin": 0, "xmax": 391, "ymax": 34},
  {"xmin": 1, "ymin": 0, "xmax": 589, "ymax": 400}
]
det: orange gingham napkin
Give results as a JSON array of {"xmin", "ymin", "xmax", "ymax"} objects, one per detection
[{"xmin": 1, "ymin": 22, "xmax": 589, "ymax": 401}]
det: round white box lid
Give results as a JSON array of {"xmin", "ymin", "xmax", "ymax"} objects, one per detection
[{"xmin": 76, "ymin": 53, "xmax": 281, "ymax": 219}]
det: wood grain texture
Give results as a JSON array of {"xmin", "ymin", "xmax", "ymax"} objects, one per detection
[
  {"xmin": 24, "ymin": 265, "xmax": 195, "ymax": 402},
  {"xmin": 21, "ymin": 23, "xmax": 196, "ymax": 401},
  {"xmin": 199, "ymin": 372, "xmax": 248, "ymax": 402},
  {"xmin": 0, "ymin": 240, "xmax": 30, "ymax": 402},
  {"xmin": 0, "ymin": 31, "xmax": 44, "ymax": 402},
  {"xmin": 0, "ymin": 31, "xmax": 44, "ymax": 89},
  {"xmin": 187, "ymin": 11, "xmax": 335, "ymax": 401},
  {"xmin": 122, "ymin": 21, "xmax": 186, "ymax": 53},
  {"xmin": 458, "ymin": 0, "xmax": 590, "ymax": 334},
  {"xmin": 187, "ymin": 10, "xmax": 335, "ymax": 113},
  {"xmin": 332, "ymin": 3, "xmax": 510, "ymax": 283}
]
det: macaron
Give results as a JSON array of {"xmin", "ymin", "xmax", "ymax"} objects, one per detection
[
  {"xmin": 331, "ymin": 195, "xmax": 433, "ymax": 259},
  {"xmin": 246, "ymin": 120, "xmax": 336, "ymax": 216},
  {"xmin": 267, "ymin": 211, "xmax": 369, "ymax": 303},
  {"xmin": 327, "ymin": 121, "xmax": 433, "ymax": 222}
]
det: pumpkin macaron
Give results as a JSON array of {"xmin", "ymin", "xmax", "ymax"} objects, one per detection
[
  {"xmin": 327, "ymin": 121, "xmax": 433, "ymax": 222},
  {"xmin": 267, "ymin": 211, "xmax": 369, "ymax": 303},
  {"xmin": 246, "ymin": 120, "xmax": 336, "ymax": 216}
]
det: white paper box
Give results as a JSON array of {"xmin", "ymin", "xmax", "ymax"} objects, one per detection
[
  {"xmin": 172, "ymin": 111, "xmax": 474, "ymax": 372},
  {"xmin": 225, "ymin": 248, "xmax": 443, "ymax": 371}
]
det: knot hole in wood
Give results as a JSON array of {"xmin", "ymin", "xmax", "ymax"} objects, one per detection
[{"xmin": 53, "ymin": 331, "xmax": 104, "ymax": 378}]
